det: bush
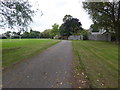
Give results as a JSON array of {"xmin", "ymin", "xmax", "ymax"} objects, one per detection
[{"xmin": 81, "ymin": 30, "xmax": 89, "ymax": 40}]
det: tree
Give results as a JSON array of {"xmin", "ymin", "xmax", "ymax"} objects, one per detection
[
  {"xmin": 12, "ymin": 31, "xmax": 21, "ymax": 38},
  {"xmin": 21, "ymin": 31, "xmax": 29, "ymax": 38},
  {"xmin": 63, "ymin": 14, "xmax": 73, "ymax": 23},
  {"xmin": 50, "ymin": 23, "xmax": 60, "ymax": 38},
  {"xmin": 21, "ymin": 29, "xmax": 40, "ymax": 38},
  {"xmin": 40, "ymin": 29, "xmax": 52, "ymax": 38},
  {"xmin": 83, "ymin": 1, "xmax": 120, "ymax": 42},
  {"xmin": 0, "ymin": 0, "xmax": 35, "ymax": 30},
  {"xmin": 90, "ymin": 24, "xmax": 100, "ymax": 32},
  {"xmin": 29, "ymin": 29, "xmax": 40, "ymax": 38},
  {"xmin": 59, "ymin": 15, "xmax": 82, "ymax": 38},
  {"xmin": 80, "ymin": 29, "xmax": 89, "ymax": 40},
  {"xmin": 4, "ymin": 31, "xmax": 12, "ymax": 38}
]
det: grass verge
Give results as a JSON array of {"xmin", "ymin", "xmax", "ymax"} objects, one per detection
[
  {"xmin": 2, "ymin": 39, "xmax": 61, "ymax": 69},
  {"xmin": 72, "ymin": 40, "xmax": 118, "ymax": 88}
]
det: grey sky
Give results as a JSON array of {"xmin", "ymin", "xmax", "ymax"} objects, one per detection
[
  {"xmin": 29, "ymin": 0, "xmax": 93, "ymax": 32},
  {"xmin": 0, "ymin": 0, "xmax": 93, "ymax": 34}
]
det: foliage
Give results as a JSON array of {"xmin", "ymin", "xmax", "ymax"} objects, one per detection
[
  {"xmin": 59, "ymin": 15, "xmax": 82, "ymax": 38},
  {"xmin": 50, "ymin": 23, "xmax": 60, "ymax": 38},
  {"xmin": 83, "ymin": 1, "xmax": 120, "ymax": 41},
  {"xmin": 0, "ymin": 0, "xmax": 35, "ymax": 30},
  {"xmin": 2, "ymin": 29, "xmax": 40, "ymax": 38},
  {"xmin": 90, "ymin": 24, "xmax": 100, "ymax": 32},
  {"xmin": 3, "ymin": 31, "xmax": 12, "ymax": 38},
  {"xmin": 29, "ymin": 29, "xmax": 40, "ymax": 38},
  {"xmin": 63, "ymin": 14, "xmax": 73, "ymax": 23},
  {"xmin": 40, "ymin": 29, "xmax": 52, "ymax": 38},
  {"xmin": 21, "ymin": 29, "xmax": 40, "ymax": 38},
  {"xmin": 21, "ymin": 31, "xmax": 30, "ymax": 38},
  {"xmin": 80, "ymin": 30, "xmax": 89, "ymax": 40}
]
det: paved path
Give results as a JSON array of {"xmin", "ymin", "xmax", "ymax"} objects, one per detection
[{"xmin": 3, "ymin": 40, "xmax": 73, "ymax": 88}]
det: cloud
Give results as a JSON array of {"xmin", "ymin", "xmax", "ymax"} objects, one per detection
[
  {"xmin": 0, "ymin": 0, "xmax": 93, "ymax": 34},
  {"xmin": 29, "ymin": 0, "xmax": 93, "ymax": 32}
]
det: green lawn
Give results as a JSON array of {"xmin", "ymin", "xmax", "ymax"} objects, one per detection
[
  {"xmin": 72, "ymin": 40, "xmax": 118, "ymax": 88},
  {"xmin": 2, "ymin": 39, "xmax": 61, "ymax": 68}
]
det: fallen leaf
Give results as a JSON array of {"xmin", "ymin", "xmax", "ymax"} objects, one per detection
[
  {"xmin": 82, "ymin": 72, "xmax": 84, "ymax": 75},
  {"xmin": 82, "ymin": 81, "xmax": 86, "ymax": 83},
  {"xmin": 60, "ymin": 82, "xmax": 63, "ymax": 85},
  {"xmin": 77, "ymin": 73, "xmax": 80, "ymax": 76},
  {"xmin": 101, "ymin": 83, "xmax": 104, "ymax": 86},
  {"xmin": 97, "ymin": 79, "xmax": 99, "ymax": 82}
]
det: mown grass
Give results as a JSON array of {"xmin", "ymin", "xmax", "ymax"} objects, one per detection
[
  {"xmin": 2, "ymin": 39, "xmax": 61, "ymax": 68},
  {"xmin": 72, "ymin": 40, "xmax": 118, "ymax": 88}
]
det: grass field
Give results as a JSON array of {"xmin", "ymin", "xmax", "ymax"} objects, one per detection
[
  {"xmin": 2, "ymin": 39, "xmax": 61, "ymax": 68},
  {"xmin": 72, "ymin": 40, "xmax": 118, "ymax": 88}
]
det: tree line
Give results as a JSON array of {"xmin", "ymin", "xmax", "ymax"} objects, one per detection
[
  {"xmin": 41, "ymin": 15, "xmax": 89, "ymax": 40},
  {"xmin": 2, "ymin": 14, "xmax": 89, "ymax": 40},
  {"xmin": 0, "ymin": 0, "xmax": 119, "ymax": 42}
]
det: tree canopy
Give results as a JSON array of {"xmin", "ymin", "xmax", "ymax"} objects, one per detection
[
  {"xmin": 83, "ymin": 1, "xmax": 120, "ymax": 41},
  {"xmin": 0, "ymin": 0, "xmax": 35, "ymax": 30},
  {"xmin": 40, "ymin": 29, "xmax": 52, "ymax": 38},
  {"xmin": 59, "ymin": 15, "xmax": 82, "ymax": 38},
  {"xmin": 90, "ymin": 24, "xmax": 100, "ymax": 32},
  {"xmin": 50, "ymin": 23, "xmax": 60, "ymax": 38}
]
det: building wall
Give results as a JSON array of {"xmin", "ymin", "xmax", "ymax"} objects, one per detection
[
  {"xmin": 88, "ymin": 32, "xmax": 111, "ymax": 41},
  {"xmin": 68, "ymin": 35, "xmax": 83, "ymax": 40}
]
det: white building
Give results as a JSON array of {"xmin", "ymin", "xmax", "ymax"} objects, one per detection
[
  {"xmin": 68, "ymin": 35, "xmax": 83, "ymax": 40},
  {"xmin": 88, "ymin": 31, "xmax": 111, "ymax": 41}
]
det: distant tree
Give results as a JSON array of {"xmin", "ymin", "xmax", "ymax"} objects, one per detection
[
  {"xmin": 13, "ymin": 31, "xmax": 17, "ymax": 35},
  {"xmin": 21, "ymin": 29, "xmax": 40, "ymax": 38},
  {"xmin": 59, "ymin": 24, "xmax": 66, "ymax": 37},
  {"xmin": 90, "ymin": 24, "xmax": 100, "ymax": 32},
  {"xmin": 4, "ymin": 31, "xmax": 12, "ymax": 38},
  {"xmin": 63, "ymin": 14, "xmax": 73, "ymax": 23},
  {"xmin": 29, "ymin": 29, "xmax": 40, "ymax": 38},
  {"xmin": 83, "ymin": 1, "xmax": 120, "ymax": 42},
  {"xmin": 59, "ymin": 15, "xmax": 82, "ymax": 38},
  {"xmin": 0, "ymin": 0, "xmax": 35, "ymax": 30},
  {"xmin": 11, "ymin": 31, "xmax": 20, "ymax": 38},
  {"xmin": 50, "ymin": 23, "xmax": 60, "ymax": 38},
  {"xmin": 80, "ymin": 30, "xmax": 89, "ymax": 40},
  {"xmin": 21, "ymin": 31, "xmax": 29, "ymax": 38},
  {"xmin": 40, "ymin": 29, "xmax": 52, "ymax": 38},
  {"xmin": 29, "ymin": 30, "xmax": 36, "ymax": 38}
]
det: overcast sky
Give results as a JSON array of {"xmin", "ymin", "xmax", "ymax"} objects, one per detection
[
  {"xmin": 0, "ymin": 0, "xmax": 93, "ymax": 34},
  {"xmin": 29, "ymin": 0, "xmax": 93, "ymax": 31}
]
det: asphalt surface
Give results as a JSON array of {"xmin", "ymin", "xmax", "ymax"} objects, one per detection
[{"xmin": 3, "ymin": 40, "xmax": 73, "ymax": 88}]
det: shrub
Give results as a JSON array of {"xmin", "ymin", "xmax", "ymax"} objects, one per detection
[{"xmin": 81, "ymin": 30, "xmax": 89, "ymax": 40}]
